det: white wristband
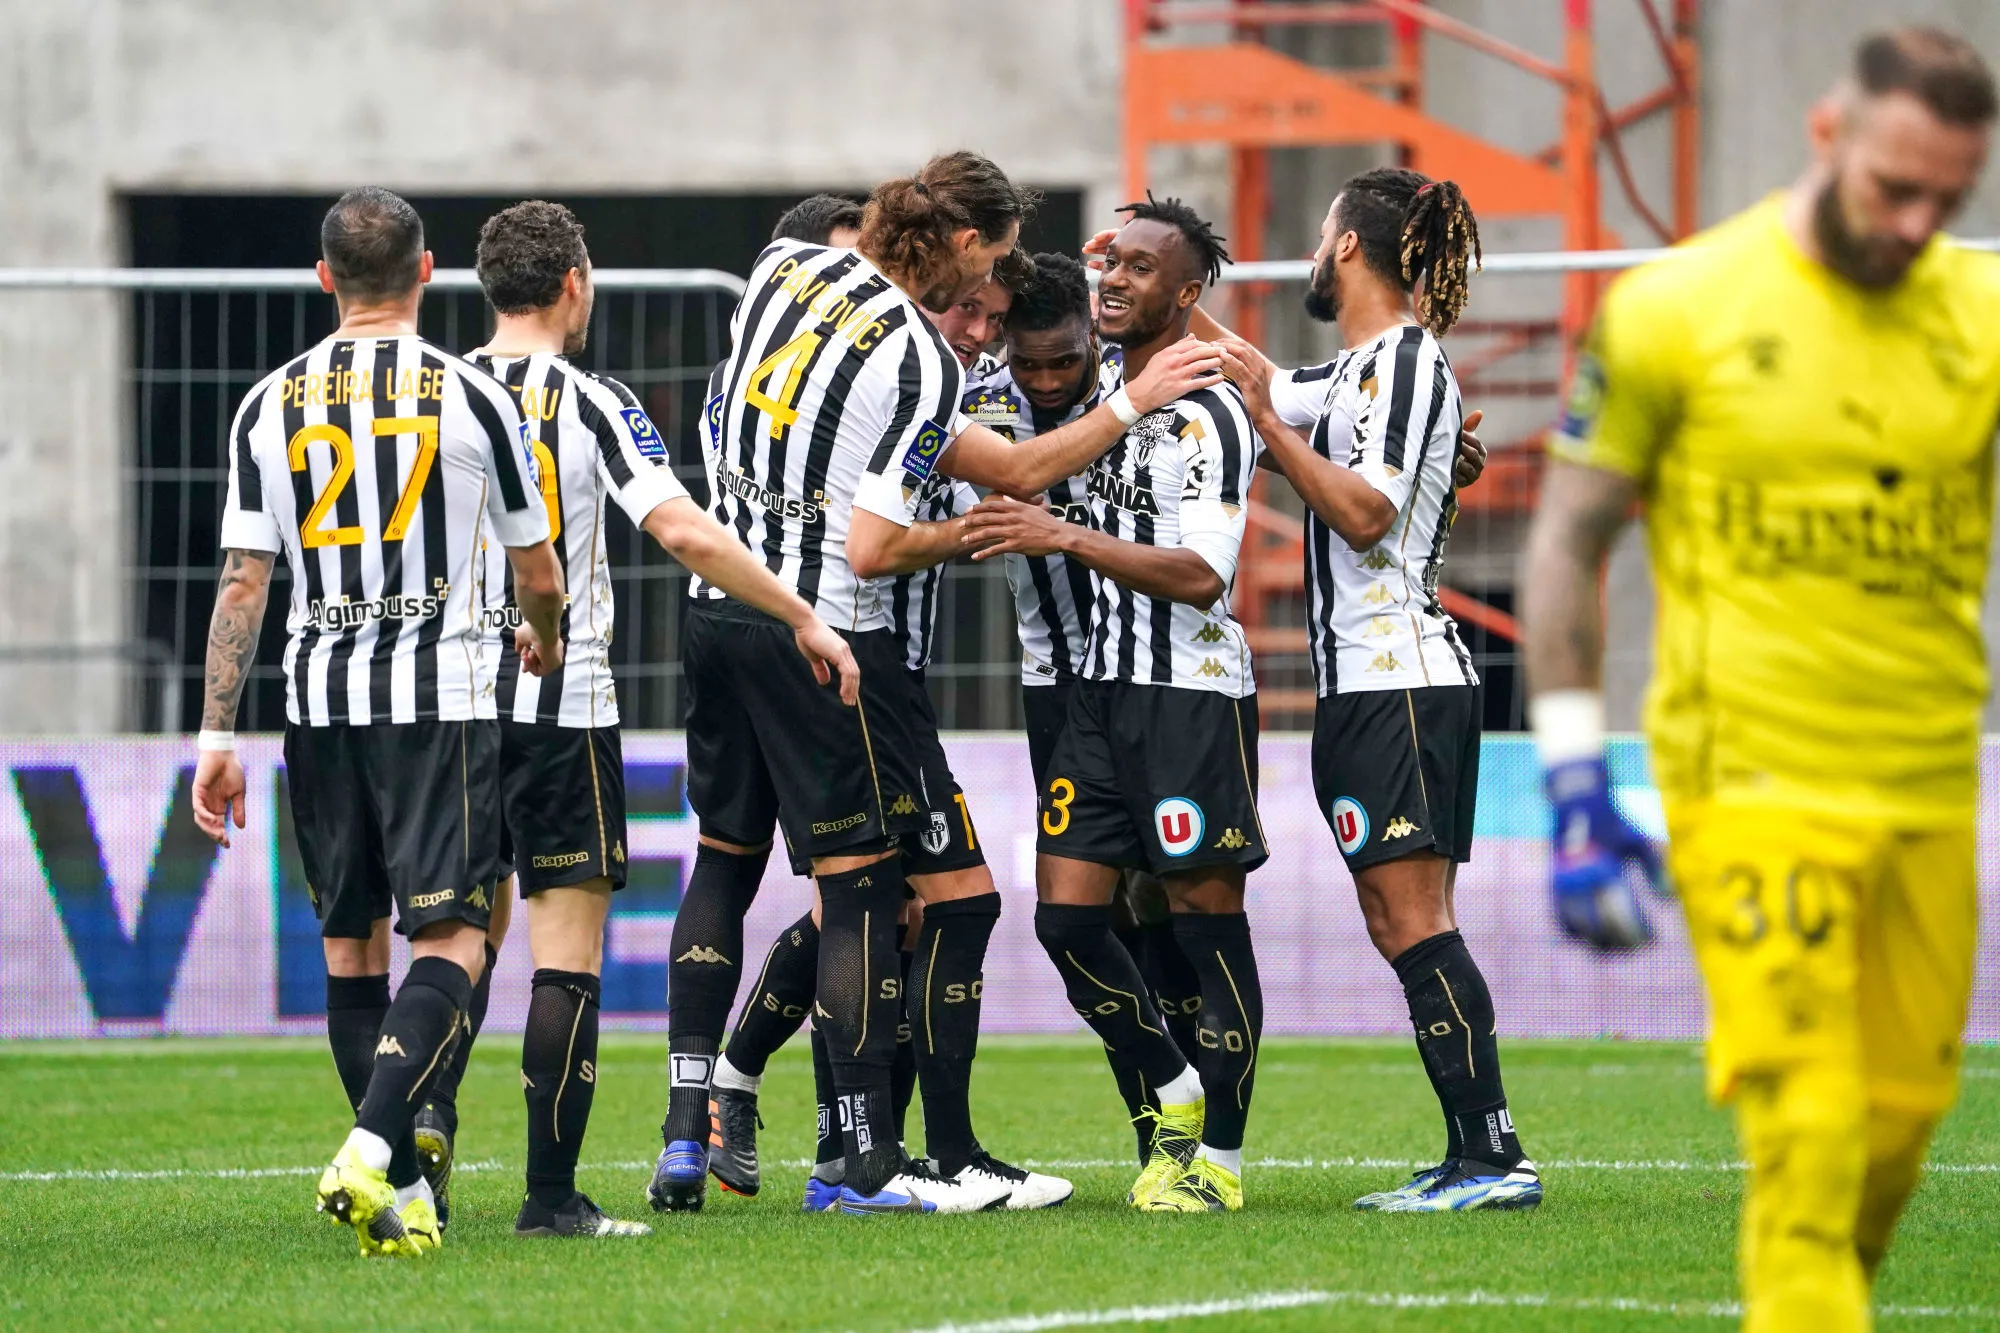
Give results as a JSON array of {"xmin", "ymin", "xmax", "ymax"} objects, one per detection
[
  {"xmin": 1529, "ymin": 689, "xmax": 1604, "ymax": 767},
  {"xmin": 197, "ymin": 730, "xmax": 236, "ymax": 753},
  {"xmin": 1107, "ymin": 385, "xmax": 1142, "ymax": 427}
]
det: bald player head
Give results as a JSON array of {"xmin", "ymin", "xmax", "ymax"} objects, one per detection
[{"xmin": 1803, "ymin": 26, "xmax": 1996, "ymax": 288}]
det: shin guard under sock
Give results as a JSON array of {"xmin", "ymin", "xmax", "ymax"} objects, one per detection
[
  {"xmin": 817, "ymin": 859, "xmax": 907, "ymax": 1192},
  {"xmin": 424, "ymin": 942, "xmax": 496, "ymax": 1137},
  {"xmin": 355, "ymin": 956, "xmax": 472, "ymax": 1148},
  {"xmin": 1140, "ymin": 917, "xmax": 1204, "ymax": 1061},
  {"xmin": 664, "ymin": 843, "xmax": 768, "ymax": 1142},
  {"xmin": 1171, "ymin": 912, "xmax": 1264, "ymax": 1153},
  {"xmin": 522, "ymin": 969, "xmax": 601, "ymax": 1209},
  {"xmin": 1034, "ymin": 902, "xmax": 1188, "ymax": 1091},
  {"xmin": 909, "ymin": 892, "xmax": 1000, "ymax": 1175},
  {"xmin": 724, "ymin": 912, "xmax": 818, "ymax": 1079},
  {"xmin": 326, "ymin": 973, "xmax": 390, "ymax": 1113},
  {"xmin": 1391, "ymin": 929, "xmax": 1523, "ymax": 1168}
]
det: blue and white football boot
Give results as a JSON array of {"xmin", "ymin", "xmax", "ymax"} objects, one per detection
[
  {"xmin": 1352, "ymin": 1161, "xmax": 1453, "ymax": 1211},
  {"xmin": 1375, "ymin": 1158, "xmax": 1543, "ymax": 1212}
]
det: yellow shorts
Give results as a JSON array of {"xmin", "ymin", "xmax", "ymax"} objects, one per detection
[{"xmin": 1665, "ymin": 801, "xmax": 1975, "ymax": 1116}]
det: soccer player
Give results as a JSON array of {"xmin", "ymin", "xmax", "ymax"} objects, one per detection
[
  {"xmin": 1217, "ymin": 168, "xmax": 1540, "ymax": 1212},
  {"xmin": 650, "ymin": 151, "xmax": 1222, "ymax": 1215},
  {"xmin": 1522, "ymin": 29, "xmax": 2000, "ymax": 1331},
  {"xmin": 963, "ymin": 197, "xmax": 1266, "ymax": 1213},
  {"xmin": 190, "ymin": 188, "xmax": 564, "ymax": 1257},
  {"xmin": 772, "ymin": 194, "xmax": 864, "ymax": 250},
  {"xmin": 438, "ymin": 201, "xmax": 857, "ymax": 1237}
]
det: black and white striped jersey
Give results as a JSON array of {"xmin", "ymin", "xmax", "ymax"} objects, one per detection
[
  {"xmin": 219, "ymin": 333, "xmax": 548, "ymax": 726},
  {"xmin": 1078, "ymin": 377, "xmax": 1261, "ymax": 698},
  {"xmin": 1275, "ymin": 325, "xmax": 1475, "ymax": 695},
  {"xmin": 887, "ymin": 471, "xmax": 978, "ymax": 671},
  {"xmin": 466, "ymin": 352, "xmax": 687, "ymax": 728},
  {"xmin": 691, "ymin": 238, "xmax": 966, "ymax": 631},
  {"xmin": 960, "ymin": 359, "xmax": 1108, "ymax": 686}
]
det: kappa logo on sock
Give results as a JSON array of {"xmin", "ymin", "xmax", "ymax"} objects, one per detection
[
  {"xmin": 670, "ymin": 1054, "xmax": 714, "ymax": 1088},
  {"xmin": 675, "ymin": 945, "xmax": 733, "ymax": 965},
  {"xmin": 375, "ymin": 1035, "xmax": 407, "ymax": 1058}
]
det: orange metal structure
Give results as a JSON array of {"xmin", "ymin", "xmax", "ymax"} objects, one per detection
[{"xmin": 1120, "ymin": 0, "xmax": 1698, "ymax": 710}]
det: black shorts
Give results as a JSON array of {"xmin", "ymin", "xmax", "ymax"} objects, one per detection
[
  {"xmin": 1021, "ymin": 680, "xmax": 1077, "ymax": 787},
  {"xmin": 684, "ymin": 599, "xmax": 929, "ymax": 864},
  {"xmin": 497, "ymin": 721, "xmax": 627, "ymax": 894},
  {"xmin": 1312, "ymin": 685, "xmax": 1480, "ymax": 872},
  {"xmin": 777, "ymin": 670, "xmax": 984, "ymax": 880},
  {"xmin": 283, "ymin": 720, "xmax": 502, "ymax": 939},
  {"xmin": 1037, "ymin": 682, "xmax": 1268, "ymax": 877}
]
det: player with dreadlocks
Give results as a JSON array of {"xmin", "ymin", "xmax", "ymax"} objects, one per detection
[
  {"xmin": 1218, "ymin": 167, "xmax": 1540, "ymax": 1212},
  {"xmin": 965, "ymin": 195, "xmax": 1269, "ymax": 1213}
]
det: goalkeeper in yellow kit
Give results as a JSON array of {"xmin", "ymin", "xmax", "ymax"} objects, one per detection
[{"xmin": 1523, "ymin": 27, "xmax": 2000, "ymax": 1333}]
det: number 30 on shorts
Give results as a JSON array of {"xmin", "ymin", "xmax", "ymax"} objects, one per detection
[{"xmin": 1042, "ymin": 777, "xmax": 1075, "ymax": 836}]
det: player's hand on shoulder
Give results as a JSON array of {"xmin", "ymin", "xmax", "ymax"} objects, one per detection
[
  {"xmin": 1126, "ymin": 336, "xmax": 1223, "ymax": 414},
  {"xmin": 962, "ymin": 495, "xmax": 1063, "ymax": 561},
  {"xmin": 1213, "ymin": 336, "xmax": 1274, "ymax": 414},
  {"xmin": 516, "ymin": 624, "xmax": 565, "ymax": 677},
  {"xmin": 793, "ymin": 616, "xmax": 860, "ymax": 706},
  {"xmin": 1455, "ymin": 409, "xmax": 1487, "ymax": 488},
  {"xmin": 1545, "ymin": 754, "xmax": 1668, "ymax": 951},
  {"xmin": 191, "ymin": 750, "xmax": 247, "ymax": 848}
]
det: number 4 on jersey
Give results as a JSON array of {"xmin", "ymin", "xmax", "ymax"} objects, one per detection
[{"xmin": 743, "ymin": 329, "xmax": 823, "ymax": 437}]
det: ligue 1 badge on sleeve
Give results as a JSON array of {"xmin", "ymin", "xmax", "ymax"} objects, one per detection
[
  {"xmin": 900, "ymin": 419, "xmax": 949, "ymax": 483},
  {"xmin": 622, "ymin": 406, "xmax": 667, "ymax": 459},
  {"xmin": 517, "ymin": 420, "xmax": 540, "ymax": 485}
]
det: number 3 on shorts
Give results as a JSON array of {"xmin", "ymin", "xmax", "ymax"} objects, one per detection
[{"xmin": 1042, "ymin": 777, "xmax": 1075, "ymax": 837}]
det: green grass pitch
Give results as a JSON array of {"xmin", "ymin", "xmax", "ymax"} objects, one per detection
[{"xmin": 1, "ymin": 1035, "xmax": 1994, "ymax": 1331}]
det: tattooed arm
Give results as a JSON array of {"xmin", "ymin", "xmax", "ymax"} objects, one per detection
[{"xmin": 192, "ymin": 548, "xmax": 274, "ymax": 846}]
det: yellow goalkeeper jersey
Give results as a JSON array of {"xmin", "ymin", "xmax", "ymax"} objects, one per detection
[{"xmin": 1551, "ymin": 196, "xmax": 2000, "ymax": 825}]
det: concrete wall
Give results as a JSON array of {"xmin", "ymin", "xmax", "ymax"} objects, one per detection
[{"xmin": 6, "ymin": 0, "xmax": 2000, "ymax": 730}]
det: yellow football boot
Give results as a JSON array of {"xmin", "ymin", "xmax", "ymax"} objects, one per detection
[
  {"xmin": 315, "ymin": 1143, "xmax": 421, "ymax": 1258},
  {"xmin": 1128, "ymin": 1096, "xmax": 1204, "ymax": 1208},
  {"xmin": 1144, "ymin": 1155, "xmax": 1243, "ymax": 1212}
]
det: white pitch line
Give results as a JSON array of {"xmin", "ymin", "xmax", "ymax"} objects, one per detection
[
  {"xmin": 883, "ymin": 1288, "xmax": 1995, "ymax": 1332},
  {"xmin": 7, "ymin": 1155, "xmax": 1998, "ymax": 1184}
]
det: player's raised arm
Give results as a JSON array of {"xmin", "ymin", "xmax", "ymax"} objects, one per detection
[{"xmin": 937, "ymin": 335, "xmax": 1223, "ymax": 497}]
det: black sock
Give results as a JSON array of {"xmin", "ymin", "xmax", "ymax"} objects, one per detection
[
  {"xmin": 425, "ymin": 942, "xmax": 496, "ymax": 1138},
  {"xmin": 1391, "ymin": 930, "xmax": 1523, "ymax": 1169},
  {"xmin": 908, "ymin": 893, "xmax": 999, "ymax": 1175},
  {"xmin": 817, "ymin": 859, "xmax": 908, "ymax": 1195},
  {"xmin": 809, "ymin": 1016, "xmax": 842, "ymax": 1176},
  {"xmin": 1034, "ymin": 902, "xmax": 1188, "ymax": 1090},
  {"xmin": 355, "ymin": 956, "xmax": 471, "ymax": 1148},
  {"xmin": 1172, "ymin": 913, "xmax": 1263, "ymax": 1154},
  {"xmin": 724, "ymin": 912, "xmax": 817, "ymax": 1079},
  {"xmin": 664, "ymin": 843, "xmax": 768, "ymax": 1143},
  {"xmin": 1140, "ymin": 917, "xmax": 1203, "ymax": 1062},
  {"xmin": 522, "ymin": 969, "xmax": 601, "ymax": 1209},
  {"xmin": 326, "ymin": 973, "xmax": 390, "ymax": 1113},
  {"xmin": 892, "ymin": 948, "xmax": 917, "ymax": 1144},
  {"xmin": 1093, "ymin": 931, "xmax": 1153, "ymax": 1164}
]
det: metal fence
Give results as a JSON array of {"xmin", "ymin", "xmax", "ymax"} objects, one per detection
[{"xmin": 10, "ymin": 240, "xmax": 1994, "ymax": 736}]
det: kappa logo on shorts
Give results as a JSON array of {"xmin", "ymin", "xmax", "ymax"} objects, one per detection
[
  {"xmin": 921, "ymin": 810, "xmax": 950, "ymax": 856},
  {"xmin": 1331, "ymin": 797, "xmax": 1369, "ymax": 856},
  {"xmin": 530, "ymin": 850, "xmax": 590, "ymax": 870},
  {"xmin": 409, "ymin": 887, "xmax": 457, "ymax": 910},
  {"xmin": 1383, "ymin": 816, "xmax": 1421, "ymax": 840},
  {"xmin": 888, "ymin": 793, "xmax": 920, "ymax": 816},
  {"xmin": 1216, "ymin": 828, "xmax": 1248, "ymax": 850},
  {"xmin": 1154, "ymin": 797, "xmax": 1205, "ymax": 857},
  {"xmin": 465, "ymin": 883, "xmax": 491, "ymax": 911}
]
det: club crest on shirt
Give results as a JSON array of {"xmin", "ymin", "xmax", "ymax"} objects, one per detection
[
  {"xmin": 1155, "ymin": 797, "xmax": 1205, "ymax": 857},
  {"xmin": 621, "ymin": 406, "xmax": 667, "ymax": 459},
  {"xmin": 1127, "ymin": 409, "xmax": 1177, "ymax": 470},
  {"xmin": 900, "ymin": 419, "xmax": 950, "ymax": 483}
]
